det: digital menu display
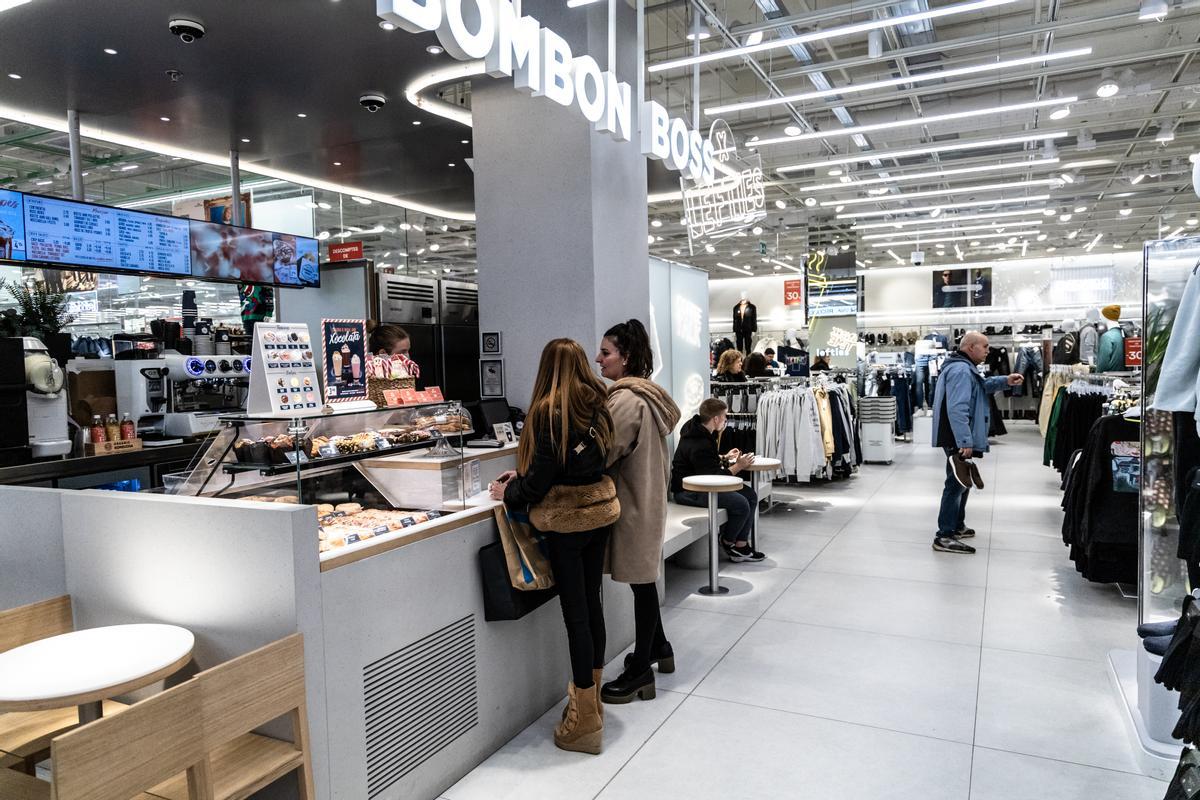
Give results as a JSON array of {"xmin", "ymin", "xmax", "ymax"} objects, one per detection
[
  {"xmin": 22, "ymin": 195, "xmax": 191, "ymax": 276},
  {"xmin": 0, "ymin": 189, "xmax": 318, "ymax": 288},
  {"xmin": 189, "ymin": 220, "xmax": 319, "ymax": 287},
  {"xmin": 0, "ymin": 189, "xmax": 26, "ymax": 261}
]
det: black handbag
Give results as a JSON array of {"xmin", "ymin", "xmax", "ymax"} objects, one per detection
[{"xmin": 478, "ymin": 542, "xmax": 558, "ymax": 621}]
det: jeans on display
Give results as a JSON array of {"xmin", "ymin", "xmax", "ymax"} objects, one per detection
[
  {"xmin": 937, "ymin": 449, "xmax": 970, "ymax": 538},
  {"xmin": 914, "ymin": 363, "xmax": 929, "ymax": 409},
  {"xmin": 545, "ymin": 526, "xmax": 609, "ymax": 688},
  {"xmin": 891, "ymin": 377, "xmax": 913, "ymax": 434},
  {"xmin": 674, "ymin": 484, "xmax": 757, "ymax": 544},
  {"xmin": 735, "ymin": 332, "xmax": 752, "ymax": 354}
]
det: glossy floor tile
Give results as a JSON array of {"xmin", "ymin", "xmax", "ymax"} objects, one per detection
[{"xmin": 449, "ymin": 422, "xmax": 1161, "ymax": 799}]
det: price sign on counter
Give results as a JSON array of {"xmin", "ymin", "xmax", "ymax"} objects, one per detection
[
  {"xmin": 1125, "ymin": 337, "xmax": 1142, "ymax": 368},
  {"xmin": 784, "ymin": 279, "xmax": 803, "ymax": 307}
]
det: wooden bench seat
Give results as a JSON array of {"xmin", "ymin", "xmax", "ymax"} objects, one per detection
[
  {"xmin": 149, "ymin": 733, "xmax": 305, "ymax": 800},
  {"xmin": 0, "ymin": 701, "xmax": 128, "ymax": 770}
]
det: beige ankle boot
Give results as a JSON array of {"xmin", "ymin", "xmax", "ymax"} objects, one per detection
[
  {"xmin": 563, "ymin": 669, "xmax": 605, "ymax": 724},
  {"xmin": 554, "ymin": 681, "xmax": 603, "ymax": 754}
]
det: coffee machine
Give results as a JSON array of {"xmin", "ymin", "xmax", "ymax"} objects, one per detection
[
  {"xmin": 22, "ymin": 337, "xmax": 71, "ymax": 458},
  {"xmin": 113, "ymin": 357, "xmax": 169, "ymax": 436},
  {"xmin": 160, "ymin": 352, "xmax": 251, "ymax": 437}
]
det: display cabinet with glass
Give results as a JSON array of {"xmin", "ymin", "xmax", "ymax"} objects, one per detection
[{"xmin": 167, "ymin": 401, "xmax": 501, "ymax": 561}]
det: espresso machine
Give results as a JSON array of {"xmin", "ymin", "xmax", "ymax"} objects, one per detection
[
  {"xmin": 160, "ymin": 352, "xmax": 251, "ymax": 437},
  {"xmin": 112, "ymin": 357, "xmax": 169, "ymax": 436}
]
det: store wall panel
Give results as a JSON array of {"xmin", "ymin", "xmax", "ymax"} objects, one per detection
[
  {"xmin": 318, "ymin": 517, "xmax": 635, "ymax": 800},
  {"xmin": 0, "ymin": 485, "xmax": 66, "ymax": 609},
  {"xmin": 58, "ymin": 492, "xmax": 331, "ymax": 799}
]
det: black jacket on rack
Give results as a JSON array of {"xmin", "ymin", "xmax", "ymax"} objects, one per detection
[
  {"xmin": 1060, "ymin": 414, "xmax": 1140, "ymax": 583},
  {"xmin": 1053, "ymin": 331, "xmax": 1081, "ymax": 365}
]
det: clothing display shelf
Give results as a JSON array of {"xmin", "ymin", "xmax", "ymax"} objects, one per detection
[{"xmin": 172, "ymin": 401, "xmax": 474, "ymax": 498}]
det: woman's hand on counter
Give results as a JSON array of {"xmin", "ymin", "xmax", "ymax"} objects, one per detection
[{"xmin": 489, "ymin": 470, "xmax": 517, "ymax": 501}]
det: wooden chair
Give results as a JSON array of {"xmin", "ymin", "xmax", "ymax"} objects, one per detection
[
  {"xmin": 0, "ymin": 597, "xmax": 126, "ymax": 772},
  {"xmin": 49, "ymin": 633, "xmax": 315, "ymax": 800}
]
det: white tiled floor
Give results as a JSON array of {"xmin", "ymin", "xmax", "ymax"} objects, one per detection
[{"xmin": 446, "ymin": 420, "xmax": 1161, "ymax": 800}]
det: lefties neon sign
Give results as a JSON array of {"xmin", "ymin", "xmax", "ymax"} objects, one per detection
[{"xmin": 377, "ymin": 0, "xmax": 717, "ymax": 184}]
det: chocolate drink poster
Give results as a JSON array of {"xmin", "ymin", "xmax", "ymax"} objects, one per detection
[{"xmin": 321, "ymin": 319, "xmax": 367, "ymax": 403}]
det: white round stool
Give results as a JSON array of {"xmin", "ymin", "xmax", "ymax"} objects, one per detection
[
  {"xmin": 740, "ymin": 457, "xmax": 781, "ymax": 550},
  {"xmin": 682, "ymin": 474, "xmax": 745, "ymax": 595}
]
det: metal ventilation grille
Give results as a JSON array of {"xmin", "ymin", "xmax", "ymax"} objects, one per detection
[
  {"xmin": 443, "ymin": 286, "xmax": 478, "ymax": 305},
  {"xmin": 385, "ymin": 283, "xmax": 437, "ymax": 303},
  {"xmin": 363, "ymin": 615, "xmax": 478, "ymax": 798}
]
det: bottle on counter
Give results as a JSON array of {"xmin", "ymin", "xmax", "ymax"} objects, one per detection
[
  {"xmin": 120, "ymin": 412, "xmax": 136, "ymax": 441},
  {"xmin": 105, "ymin": 414, "xmax": 120, "ymax": 442},
  {"xmin": 90, "ymin": 415, "xmax": 107, "ymax": 444}
]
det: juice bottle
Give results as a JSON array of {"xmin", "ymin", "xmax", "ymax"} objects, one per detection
[
  {"xmin": 120, "ymin": 413, "xmax": 136, "ymax": 440},
  {"xmin": 89, "ymin": 415, "xmax": 106, "ymax": 444},
  {"xmin": 105, "ymin": 414, "xmax": 120, "ymax": 442}
]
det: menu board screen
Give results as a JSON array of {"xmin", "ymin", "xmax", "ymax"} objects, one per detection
[
  {"xmin": 0, "ymin": 189, "xmax": 26, "ymax": 261},
  {"xmin": 189, "ymin": 220, "xmax": 319, "ymax": 287},
  {"xmin": 22, "ymin": 195, "xmax": 191, "ymax": 276}
]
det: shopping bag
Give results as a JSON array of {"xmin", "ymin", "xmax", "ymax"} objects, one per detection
[{"xmin": 494, "ymin": 506, "xmax": 554, "ymax": 590}]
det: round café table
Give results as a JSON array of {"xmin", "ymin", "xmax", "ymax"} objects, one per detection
[
  {"xmin": 740, "ymin": 456, "xmax": 782, "ymax": 551},
  {"xmin": 0, "ymin": 624, "xmax": 194, "ymax": 725},
  {"xmin": 682, "ymin": 474, "xmax": 745, "ymax": 595}
]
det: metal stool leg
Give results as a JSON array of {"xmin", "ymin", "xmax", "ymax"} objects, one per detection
[
  {"xmin": 751, "ymin": 476, "xmax": 760, "ymax": 552},
  {"xmin": 698, "ymin": 492, "xmax": 729, "ymax": 595}
]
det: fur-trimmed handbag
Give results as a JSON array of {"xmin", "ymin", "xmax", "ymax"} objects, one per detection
[{"xmin": 529, "ymin": 476, "xmax": 620, "ymax": 533}]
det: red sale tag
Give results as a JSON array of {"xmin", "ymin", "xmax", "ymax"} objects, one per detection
[
  {"xmin": 1124, "ymin": 337, "xmax": 1142, "ymax": 368},
  {"xmin": 784, "ymin": 279, "xmax": 803, "ymax": 306}
]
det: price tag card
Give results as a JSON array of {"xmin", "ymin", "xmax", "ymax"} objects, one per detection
[
  {"xmin": 247, "ymin": 323, "xmax": 321, "ymax": 415},
  {"xmin": 424, "ymin": 386, "xmax": 444, "ymax": 402},
  {"xmin": 398, "ymin": 388, "xmax": 422, "ymax": 405}
]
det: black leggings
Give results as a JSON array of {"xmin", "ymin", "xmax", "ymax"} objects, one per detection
[
  {"xmin": 545, "ymin": 527, "xmax": 609, "ymax": 688},
  {"xmin": 630, "ymin": 582, "xmax": 667, "ymax": 673}
]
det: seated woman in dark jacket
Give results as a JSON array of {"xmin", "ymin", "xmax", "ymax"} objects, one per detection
[
  {"xmin": 670, "ymin": 398, "xmax": 765, "ymax": 562},
  {"xmin": 489, "ymin": 338, "xmax": 618, "ymax": 755}
]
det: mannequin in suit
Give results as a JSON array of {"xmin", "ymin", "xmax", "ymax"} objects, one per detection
[{"xmin": 733, "ymin": 291, "xmax": 757, "ymax": 354}]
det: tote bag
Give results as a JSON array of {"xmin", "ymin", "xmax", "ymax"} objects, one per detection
[{"xmin": 494, "ymin": 506, "xmax": 554, "ymax": 591}]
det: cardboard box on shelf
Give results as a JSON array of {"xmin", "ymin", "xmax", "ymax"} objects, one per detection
[{"xmin": 84, "ymin": 438, "xmax": 143, "ymax": 457}]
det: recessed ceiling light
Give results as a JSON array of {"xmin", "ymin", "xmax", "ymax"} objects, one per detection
[
  {"xmin": 6, "ymin": 73, "xmax": 19, "ymax": 80},
  {"xmin": 297, "ymin": 113, "xmax": 307, "ymax": 118},
  {"xmin": 317, "ymin": 201, "xmax": 332, "ymax": 210},
  {"xmin": 804, "ymin": 197, "xmax": 817, "ymax": 207},
  {"xmin": 1074, "ymin": 205, "xmax": 1087, "ymax": 213},
  {"xmin": 1120, "ymin": 202, "xmax": 1132, "ymax": 216},
  {"xmin": 650, "ymin": 219, "xmax": 663, "ymax": 227},
  {"xmin": 412, "ymin": 120, "xmax": 421, "ymax": 125},
  {"xmin": 427, "ymin": 45, "xmax": 444, "ymax": 55},
  {"xmin": 774, "ymin": 200, "xmax": 786, "ymax": 209},
  {"xmin": 351, "ymin": 196, "xmax": 372, "ymax": 205},
  {"xmin": 104, "ymin": 48, "xmax": 118, "ymax": 55},
  {"xmin": 332, "ymin": 161, "xmax": 341, "ymax": 166},
  {"xmin": 159, "ymin": 116, "xmax": 170, "ymax": 122},
  {"xmin": 828, "ymin": 168, "xmax": 843, "ymax": 176},
  {"xmin": 429, "ymin": 243, "xmax": 440, "ymax": 251},
  {"xmin": 752, "ymin": 225, "xmax": 763, "ymax": 235},
  {"xmin": 1096, "ymin": 67, "xmax": 1120, "ymax": 98},
  {"xmin": 240, "ymin": 137, "xmax": 250, "ymax": 143},
  {"xmin": 448, "ymin": 162, "xmax": 455, "ymax": 167},
  {"xmin": 461, "ymin": 139, "xmax": 469, "ymax": 144},
  {"xmin": 784, "ymin": 125, "xmax": 802, "ymax": 136},
  {"xmin": 34, "ymin": 179, "xmax": 52, "ymax": 186},
  {"xmin": 379, "ymin": 20, "xmax": 396, "ymax": 30},
  {"xmin": 1188, "ymin": 218, "xmax": 1198, "ymax": 226}
]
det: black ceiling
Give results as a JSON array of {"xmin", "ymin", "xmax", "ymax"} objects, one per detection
[{"xmin": 0, "ymin": 0, "xmax": 479, "ymax": 214}]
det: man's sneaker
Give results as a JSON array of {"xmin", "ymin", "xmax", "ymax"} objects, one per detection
[
  {"xmin": 738, "ymin": 546, "xmax": 766, "ymax": 562},
  {"xmin": 727, "ymin": 544, "xmax": 756, "ymax": 562},
  {"xmin": 967, "ymin": 461, "xmax": 985, "ymax": 489},
  {"xmin": 933, "ymin": 536, "xmax": 976, "ymax": 554},
  {"xmin": 948, "ymin": 454, "xmax": 973, "ymax": 488},
  {"xmin": 720, "ymin": 538, "xmax": 740, "ymax": 560},
  {"xmin": 955, "ymin": 528, "xmax": 976, "ymax": 539}
]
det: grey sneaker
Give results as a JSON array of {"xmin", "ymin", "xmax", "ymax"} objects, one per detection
[
  {"xmin": 933, "ymin": 536, "xmax": 976, "ymax": 554},
  {"xmin": 955, "ymin": 528, "xmax": 976, "ymax": 539}
]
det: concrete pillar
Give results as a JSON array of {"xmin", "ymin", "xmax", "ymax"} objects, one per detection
[{"xmin": 473, "ymin": 0, "xmax": 649, "ymax": 407}]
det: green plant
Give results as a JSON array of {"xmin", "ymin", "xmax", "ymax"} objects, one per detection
[
  {"xmin": 1144, "ymin": 306, "xmax": 1172, "ymax": 399},
  {"xmin": 0, "ymin": 278, "xmax": 74, "ymax": 340}
]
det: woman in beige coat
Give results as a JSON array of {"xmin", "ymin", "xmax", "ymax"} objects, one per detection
[{"xmin": 594, "ymin": 319, "xmax": 681, "ymax": 704}]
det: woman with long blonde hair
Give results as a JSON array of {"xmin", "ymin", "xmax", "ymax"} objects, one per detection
[{"xmin": 489, "ymin": 338, "xmax": 619, "ymax": 754}]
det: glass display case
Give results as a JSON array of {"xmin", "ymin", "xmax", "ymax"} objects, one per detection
[
  {"xmin": 169, "ymin": 401, "xmax": 482, "ymax": 560},
  {"xmin": 1141, "ymin": 236, "xmax": 1200, "ymax": 625}
]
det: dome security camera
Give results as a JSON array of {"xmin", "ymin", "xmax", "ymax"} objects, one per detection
[
  {"xmin": 359, "ymin": 93, "xmax": 387, "ymax": 113},
  {"xmin": 910, "ymin": 250, "xmax": 925, "ymax": 266},
  {"xmin": 168, "ymin": 17, "xmax": 206, "ymax": 43}
]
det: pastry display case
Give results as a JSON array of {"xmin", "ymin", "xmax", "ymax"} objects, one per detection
[{"xmin": 167, "ymin": 401, "xmax": 494, "ymax": 561}]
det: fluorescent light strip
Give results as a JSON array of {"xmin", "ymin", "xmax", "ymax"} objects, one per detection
[
  {"xmin": 799, "ymin": 158, "xmax": 1059, "ymax": 192},
  {"xmin": 886, "ymin": 249, "xmax": 906, "ymax": 265},
  {"xmin": 705, "ymin": 48, "xmax": 1091, "ymax": 116},
  {"xmin": 851, "ymin": 209, "xmax": 1050, "ymax": 230},
  {"xmin": 0, "ymin": 103, "xmax": 475, "ymax": 221},
  {"xmin": 860, "ymin": 220, "xmax": 1042, "ymax": 239},
  {"xmin": 770, "ymin": 259, "xmax": 804, "ymax": 273},
  {"xmin": 650, "ymin": 0, "xmax": 1019, "ymax": 73},
  {"xmin": 716, "ymin": 262, "xmax": 754, "ymax": 275},
  {"xmin": 821, "ymin": 179, "xmax": 1060, "ymax": 208},
  {"xmin": 1084, "ymin": 233, "xmax": 1104, "ymax": 251},
  {"xmin": 754, "ymin": 97, "xmax": 1077, "ymax": 147},
  {"xmin": 868, "ymin": 230, "xmax": 1042, "ymax": 247},
  {"xmin": 837, "ymin": 194, "xmax": 1051, "ymax": 219},
  {"xmin": 1062, "ymin": 158, "xmax": 1116, "ymax": 169},
  {"xmin": 567, "ymin": 0, "xmax": 605, "ymax": 6},
  {"xmin": 778, "ymin": 132, "xmax": 1068, "ymax": 173}
]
